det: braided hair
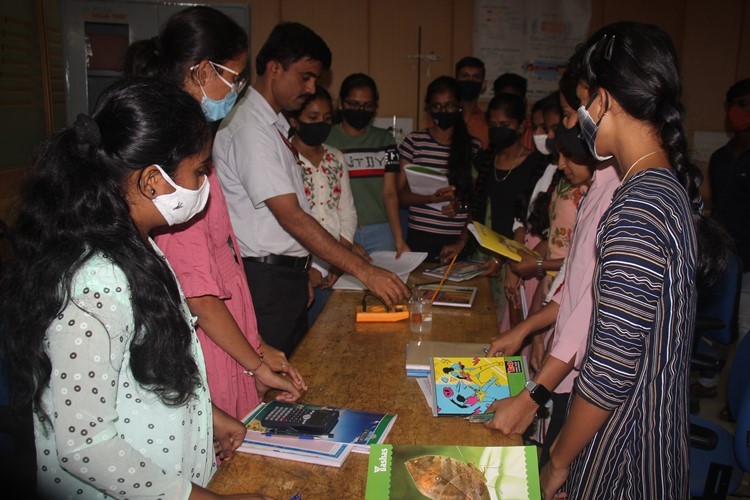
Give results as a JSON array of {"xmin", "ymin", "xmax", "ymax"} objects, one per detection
[{"xmin": 580, "ymin": 21, "xmax": 734, "ymax": 289}]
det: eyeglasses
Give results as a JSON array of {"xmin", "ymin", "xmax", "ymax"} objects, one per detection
[
  {"xmin": 190, "ymin": 61, "xmax": 248, "ymax": 94},
  {"xmin": 342, "ymin": 99, "xmax": 378, "ymax": 112},
  {"xmin": 428, "ymin": 102, "xmax": 461, "ymax": 114}
]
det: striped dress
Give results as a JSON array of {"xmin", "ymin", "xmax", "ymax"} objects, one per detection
[
  {"xmin": 565, "ymin": 168, "xmax": 697, "ymax": 499},
  {"xmin": 399, "ymin": 130, "xmax": 480, "ymax": 259}
]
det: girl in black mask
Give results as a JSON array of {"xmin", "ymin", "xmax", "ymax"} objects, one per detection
[
  {"xmin": 479, "ymin": 93, "xmax": 547, "ymax": 240},
  {"xmin": 288, "ymin": 86, "xmax": 358, "ymax": 323},
  {"xmin": 326, "ymin": 74, "xmax": 408, "ymax": 257},
  {"xmin": 397, "ymin": 76, "xmax": 481, "ymax": 262}
]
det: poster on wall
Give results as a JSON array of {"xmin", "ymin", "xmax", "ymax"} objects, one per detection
[{"xmin": 473, "ymin": 0, "xmax": 591, "ymax": 106}]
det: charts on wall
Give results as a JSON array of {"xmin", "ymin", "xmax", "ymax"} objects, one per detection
[{"xmin": 473, "ymin": 0, "xmax": 591, "ymax": 106}]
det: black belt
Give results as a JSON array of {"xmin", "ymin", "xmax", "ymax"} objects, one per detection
[{"xmin": 243, "ymin": 254, "xmax": 312, "ymax": 270}]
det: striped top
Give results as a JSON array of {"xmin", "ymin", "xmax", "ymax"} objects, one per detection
[
  {"xmin": 565, "ymin": 168, "xmax": 697, "ymax": 499},
  {"xmin": 399, "ymin": 129, "xmax": 480, "ymax": 235}
]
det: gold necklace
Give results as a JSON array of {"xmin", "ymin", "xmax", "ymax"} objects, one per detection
[
  {"xmin": 494, "ymin": 147, "xmax": 524, "ymax": 183},
  {"xmin": 621, "ymin": 150, "xmax": 659, "ymax": 184}
]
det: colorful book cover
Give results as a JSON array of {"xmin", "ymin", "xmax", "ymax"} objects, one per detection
[
  {"xmin": 243, "ymin": 401, "xmax": 398, "ymax": 454},
  {"xmin": 365, "ymin": 444, "xmax": 541, "ymax": 500},
  {"xmin": 430, "ymin": 357, "xmax": 528, "ymax": 415},
  {"xmin": 416, "ymin": 285, "xmax": 477, "ymax": 308},
  {"xmin": 405, "ymin": 341, "xmax": 487, "ymax": 377},
  {"xmin": 422, "ymin": 259, "xmax": 486, "ymax": 282}
]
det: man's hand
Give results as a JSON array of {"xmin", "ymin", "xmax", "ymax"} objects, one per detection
[{"xmin": 359, "ymin": 266, "xmax": 409, "ymax": 307}]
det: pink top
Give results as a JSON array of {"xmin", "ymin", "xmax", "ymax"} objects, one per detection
[
  {"xmin": 154, "ymin": 170, "xmax": 263, "ymax": 419},
  {"xmin": 548, "ymin": 164, "xmax": 620, "ymax": 393}
]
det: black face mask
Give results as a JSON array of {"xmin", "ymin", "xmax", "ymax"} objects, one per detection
[
  {"xmin": 489, "ymin": 126, "xmax": 518, "ymax": 151},
  {"xmin": 432, "ymin": 111, "xmax": 462, "ymax": 130},
  {"xmin": 554, "ymin": 123, "xmax": 591, "ymax": 163},
  {"xmin": 458, "ymin": 80, "xmax": 482, "ymax": 101},
  {"xmin": 295, "ymin": 121, "xmax": 332, "ymax": 147},
  {"xmin": 342, "ymin": 108, "xmax": 374, "ymax": 131}
]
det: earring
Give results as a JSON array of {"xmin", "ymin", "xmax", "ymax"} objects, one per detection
[{"xmin": 151, "ymin": 188, "xmax": 156, "ymax": 195}]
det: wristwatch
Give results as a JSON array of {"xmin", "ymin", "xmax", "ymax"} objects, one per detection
[
  {"xmin": 525, "ymin": 379, "xmax": 553, "ymax": 410},
  {"xmin": 535, "ymin": 257, "xmax": 545, "ymax": 280}
]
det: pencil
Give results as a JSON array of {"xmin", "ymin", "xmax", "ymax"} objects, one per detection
[{"xmin": 430, "ymin": 252, "xmax": 459, "ymax": 304}]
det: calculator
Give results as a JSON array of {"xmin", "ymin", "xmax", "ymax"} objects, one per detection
[{"xmin": 260, "ymin": 402, "xmax": 340, "ymax": 435}]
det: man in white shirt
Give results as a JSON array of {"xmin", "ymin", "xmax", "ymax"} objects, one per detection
[{"xmin": 214, "ymin": 22, "xmax": 409, "ymax": 355}]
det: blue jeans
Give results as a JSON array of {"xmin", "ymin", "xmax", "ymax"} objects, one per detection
[{"xmin": 354, "ymin": 223, "xmax": 396, "ymax": 254}]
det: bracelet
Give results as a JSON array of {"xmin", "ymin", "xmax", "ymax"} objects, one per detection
[
  {"xmin": 243, "ymin": 358, "xmax": 264, "ymax": 377},
  {"xmin": 536, "ymin": 257, "xmax": 545, "ymax": 280}
]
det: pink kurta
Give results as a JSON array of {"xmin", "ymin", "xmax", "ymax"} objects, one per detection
[
  {"xmin": 154, "ymin": 170, "xmax": 262, "ymax": 419},
  {"xmin": 548, "ymin": 164, "xmax": 620, "ymax": 393}
]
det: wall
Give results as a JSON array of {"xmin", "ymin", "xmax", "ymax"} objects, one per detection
[{"xmin": 2, "ymin": 0, "xmax": 749, "ymax": 222}]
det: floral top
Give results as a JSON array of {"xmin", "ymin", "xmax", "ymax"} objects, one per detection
[
  {"xmin": 548, "ymin": 178, "xmax": 585, "ymax": 260},
  {"xmin": 300, "ymin": 144, "xmax": 357, "ymax": 244}
]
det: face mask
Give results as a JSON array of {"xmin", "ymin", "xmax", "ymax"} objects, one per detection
[
  {"xmin": 728, "ymin": 106, "xmax": 750, "ymax": 132},
  {"xmin": 533, "ymin": 134, "xmax": 550, "ymax": 155},
  {"xmin": 554, "ymin": 122, "xmax": 592, "ymax": 163},
  {"xmin": 458, "ymin": 80, "xmax": 482, "ymax": 101},
  {"xmin": 198, "ymin": 64, "xmax": 239, "ymax": 122},
  {"xmin": 295, "ymin": 121, "xmax": 332, "ymax": 147},
  {"xmin": 152, "ymin": 164, "xmax": 210, "ymax": 226},
  {"xmin": 342, "ymin": 108, "xmax": 374, "ymax": 130},
  {"xmin": 577, "ymin": 92, "xmax": 613, "ymax": 161},
  {"xmin": 489, "ymin": 126, "xmax": 518, "ymax": 151},
  {"xmin": 432, "ymin": 111, "xmax": 462, "ymax": 130}
]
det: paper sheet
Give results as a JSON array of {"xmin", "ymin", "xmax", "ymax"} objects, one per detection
[
  {"xmin": 332, "ymin": 251, "xmax": 428, "ymax": 290},
  {"xmin": 403, "ymin": 165, "xmax": 450, "ymax": 210}
]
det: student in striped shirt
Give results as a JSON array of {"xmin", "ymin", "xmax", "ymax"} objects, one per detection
[{"xmin": 397, "ymin": 76, "xmax": 481, "ymax": 262}]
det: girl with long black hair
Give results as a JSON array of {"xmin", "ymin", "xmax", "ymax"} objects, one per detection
[
  {"xmin": 397, "ymin": 76, "xmax": 481, "ymax": 262},
  {"xmin": 540, "ymin": 22, "xmax": 716, "ymax": 499},
  {"xmin": 0, "ymin": 78, "xmax": 272, "ymax": 499}
]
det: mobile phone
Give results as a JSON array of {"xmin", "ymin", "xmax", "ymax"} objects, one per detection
[{"xmin": 260, "ymin": 402, "xmax": 339, "ymax": 435}]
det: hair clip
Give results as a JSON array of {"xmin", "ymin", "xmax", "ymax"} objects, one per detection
[{"xmin": 604, "ymin": 35, "xmax": 616, "ymax": 61}]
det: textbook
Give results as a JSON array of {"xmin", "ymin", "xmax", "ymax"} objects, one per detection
[
  {"xmin": 422, "ymin": 258, "xmax": 486, "ymax": 282},
  {"xmin": 241, "ymin": 401, "xmax": 398, "ymax": 460},
  {"xmin": 420, "ymin": 356, "xmax": 528, "ymax": 416},
  {"xmin": 238, "ymin": 430, "xmax": 352, "ymax": 467},
  {"xmin": 403, "ymin": 164, "xmax": 450, "ymax": 210},
  {"xmin": 365, "ymin": 444, "xmax": 541, "ymax": 500},
  {"xmin": 467, "ymin": 221, "xmax": 540, "ymax": 262},
  {"xmin": 405, "ymin": 341, "xmax": 487, "ymax": 377}
]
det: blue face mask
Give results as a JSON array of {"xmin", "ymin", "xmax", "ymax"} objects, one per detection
[
  {"xmin": 197, "ymin": 62, "xmax": 242, "ymax": 122},
  {"xmin": 577, "ymin": 91, "xmax": 613, "ymax": 161}
]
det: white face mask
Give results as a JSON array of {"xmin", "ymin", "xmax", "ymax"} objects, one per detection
[
  {"xmin": 533, "ymin": 134, "xmax": 550, "ymax": 155},
  {"xmin": 151, "ymin": 164, "xmax": 210, "ymax": 226}
]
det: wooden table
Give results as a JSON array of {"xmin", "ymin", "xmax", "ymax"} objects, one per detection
[{"xmin": 208, "ymin": 267, "xmax": 521, "ymax": 498}]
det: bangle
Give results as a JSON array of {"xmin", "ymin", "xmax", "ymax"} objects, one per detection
[
  {"xmin": 536, "ymin": 257, "xmax": 545, "ymax": 279},
  {"xmin": 243, "ymin": 358, "xmax": 264, "ymax": 377}
]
